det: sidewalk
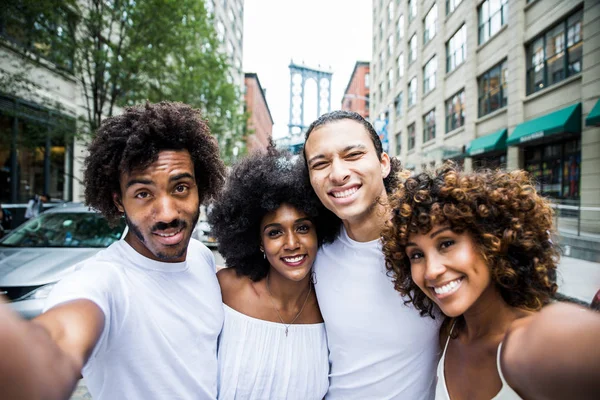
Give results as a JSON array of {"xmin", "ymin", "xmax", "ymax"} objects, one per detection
[{"xmin": 557, "ymin": 256, "xmax": 600, "ymax": 302}]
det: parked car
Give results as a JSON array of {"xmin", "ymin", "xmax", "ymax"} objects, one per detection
[
  {"xmin": 0, "ymin": 203, "xmax": 126, "ymax": 319},
  {"xmin": 192, "ymin": 220, "xmax": 218, "ymax": 248}
]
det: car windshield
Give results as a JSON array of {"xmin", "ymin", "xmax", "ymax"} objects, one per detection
[{"xmin": 0, "ymin": 212, "xmax": 125, "ymax": 248}]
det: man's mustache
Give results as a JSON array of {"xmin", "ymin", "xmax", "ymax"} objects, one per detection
[{"xmin": 151, "ymin": 219, "xmax": 187, "ymax": 232}]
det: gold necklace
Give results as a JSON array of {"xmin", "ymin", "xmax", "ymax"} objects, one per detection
[{"xmin": 266, "ymin": 274, "xmax": 312, "ymax": 337}]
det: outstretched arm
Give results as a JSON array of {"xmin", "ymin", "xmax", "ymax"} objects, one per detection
[
  {"xmin": 502, "ymin": 302, "xmax": 600, "ymax": 400},
  {"xmin": 0, "ymin": 298, "xmax": 104, "ymax": 400}
]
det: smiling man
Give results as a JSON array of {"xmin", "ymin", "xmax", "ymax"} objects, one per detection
[
  {"xmin": 0, "ymin": 102, "xmax": 226, "ymax": 400},
  {"xmin": 303, "ymin": 111, "xmax": 440, "ymax": 399}
]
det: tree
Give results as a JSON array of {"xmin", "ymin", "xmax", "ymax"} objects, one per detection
[{"xmin": 0, "ymin": 0, "xmax": 245, "ymax": 163}]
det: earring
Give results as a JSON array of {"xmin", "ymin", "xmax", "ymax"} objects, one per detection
[
  {"xmin": 310, "ymin": 269, "xmax": 317, "ymax": 285},
  {"xmin": 260, "ymin": 248, "xmax": 265, "ymax": 259}
]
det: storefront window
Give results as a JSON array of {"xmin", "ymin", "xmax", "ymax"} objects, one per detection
[
  {"xmin": 473, "ymin": 154, "xmax": 506, "ymax": 170},
  {"xmin": 0, "ymin": 97, "xmax": 74, "ymax": 204},
  {"xmin": 524, "ymin": 139, "xmax": 580, "ymax": 200}
]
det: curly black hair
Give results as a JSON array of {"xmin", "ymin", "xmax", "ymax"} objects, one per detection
[
  {"xmin": 84, "ymin": 102, "xmax": 225, "ymax": 225},
  {"xmin": 382, "ymin": 163, "xmax": 558, "ymax": 320},
  {"xmin": 303, "ymin": 110, "xmax": 402, "ymax": 194},
  {"xmin": 208, "ymin": 146, "xmax": 340, "ymax": 281}
]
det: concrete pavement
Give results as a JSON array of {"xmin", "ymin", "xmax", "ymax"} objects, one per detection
[{"xmin": 556, "ymin": 256, "xmax": 600, "ymax": 303}]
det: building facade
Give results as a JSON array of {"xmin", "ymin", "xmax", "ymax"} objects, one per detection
[
  {"xmin": 208, "ymin": 0, "xmax": 245, "ymax": 89},
  {"xmin": 244, "ymin": 72, "xmax": 274, "ymax": 153},
  {"xmin": 342, "ymin": 61, "xmax": 371, "ymax": 119},
  {"xmin": 1, "ymin": 0, "xmax": 244, "ymax": 216},
  {"xmin": 371, "ymin": 0, "xmax": 600, "ymax": 234}
]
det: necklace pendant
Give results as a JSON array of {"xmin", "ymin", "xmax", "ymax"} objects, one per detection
[{"xmin": 285, "ymin": 327, "xmax": 289, "ymax": 337}]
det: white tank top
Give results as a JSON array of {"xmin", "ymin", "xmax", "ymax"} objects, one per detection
[{"xmin": 435, "ymin": 324, "xmax": 522, "ymax": 400}]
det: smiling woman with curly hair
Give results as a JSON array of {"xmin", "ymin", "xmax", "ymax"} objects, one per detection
[
  {"xmin": 208, "ymin": 145, "xmax": 338, "ymax": 399},
  {"xmin": 382, "ymin": 164, "xmax": 600, "ymax": 400}
]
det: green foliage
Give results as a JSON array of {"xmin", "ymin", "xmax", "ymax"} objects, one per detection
[{"xmin": 1, "ymin": 0, "xmax": 245, "ymax": 163}]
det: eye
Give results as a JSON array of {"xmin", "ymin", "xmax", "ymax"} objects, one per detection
[
  {"xmin": 267, "ymin": 229, "xmax": 282, "ymax": 238},
  {"xmin": 297, "ymin": 224, "xmax": 311, "ymax": 233},
  {"xmin": 439, "ymin": 240, "xmax": 455, "ymax": 250},
  {"xmin": 407, "ymin": 250, "xmax": 424, "ymax": 262},
  {"xmin": 174, "ymin": 184, "xmax": 188, "ymax": 193},
  {"xmin": 135, "ymin": 191, "xmax": 150, "ymax": 199},
  {"xmin": 311, "ymin": 161, "xmax": 328, "ymax": 170},
  {"xmin": 346, "ymin": 151, "xmax": 364, "ymax": 160}
]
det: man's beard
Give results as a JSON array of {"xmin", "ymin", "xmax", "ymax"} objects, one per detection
[{"xmin": 124, "ymin": 209, "xmax": 200, "ymax": 261}]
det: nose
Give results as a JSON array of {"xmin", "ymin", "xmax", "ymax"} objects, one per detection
[
  {"xmin": 154, "ymin": 194, "xmax": 179, "ymax": 225},
  {"xmin": 284, "ymin": 232, "xmax": 300, "ymax": 251},
  {"xmin": 329, "ymin": 158, "xmax": 350, "ymax": 185},
  {"xmin": 423, "ymin": 254, "xmax": 447, "ymax": 282}
]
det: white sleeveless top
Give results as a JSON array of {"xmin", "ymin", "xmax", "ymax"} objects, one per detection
[
  {"xmin": 217, "ymin": 304, "xmax": 329, "ymax": 400},
  {"xmin": 436, "ymin": 325, "xmax": 522, "ymax": 400}
]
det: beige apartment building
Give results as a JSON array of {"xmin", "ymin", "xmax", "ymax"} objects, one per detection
[{"xmin": 371, "ymin": 0, "xmax": 600, "ymax": 238}]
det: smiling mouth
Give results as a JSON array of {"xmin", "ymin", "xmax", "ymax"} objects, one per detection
[
  {"xmin": 281, "ymin": 254, "xmax": 307, "ymax": 265},
  {"xmin": 152, "ymin": 227, "xmax": 185, "ymax": 245},
  {"xmin": 154, "ymin": 229, "xmax": 182, "ymax": 238},
  {"xmin": 431, "ymin": 277, "xmax": 464, "ymax": 297},
  {"xmin": 329, "ymin": 185, "xmax": 360, "ymax": 199}
]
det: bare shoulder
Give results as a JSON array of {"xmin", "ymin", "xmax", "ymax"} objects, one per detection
[
  {"xmin": 501, "ymin": 303, "xmax": 600, "ymax": 399},
  {"xmin": 217, "ymin": 268, "xmax": 255, "ymax": 307}
]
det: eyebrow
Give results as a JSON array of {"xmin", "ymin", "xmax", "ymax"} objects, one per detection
[
  {"xmin": 125, "ymin": 178, "xmax": 153, "ymax": 189},
  {"xmin": 262, "ymin": 218, "xmax": 311, "ymax": 232},
  {"xmin": 430, "ymin": 227, "xmax": 452, "ymax": 239},
  {"xmin": 169, "ymin": 173, "xmax": 194, "ymax": 182},
  {"xmin": 307, "ymin": 144, "xmax": 368, "ymax": 166}
]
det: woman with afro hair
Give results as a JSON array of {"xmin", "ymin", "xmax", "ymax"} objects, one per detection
[
  {"xmin": 209, "ymin": 145, "xmax": 339, "ymax": 399},
  {"xmin": 382, "ymin": 164, "xmax": 600, "ymax": 400}
]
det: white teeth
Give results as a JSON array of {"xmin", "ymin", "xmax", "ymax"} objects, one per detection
[
  {"xmin": 332, "ymin": 187, "xmax": 358, "ymax": 198},
  {"xmin": 157, "ymin": 231, "xmax": 178, "ymax": 237},
  {"xmin": 433, "ymin": 278, "xmax": 463, "ymax": 295},
  {"xmin": 283, "ymin": 255, "xmax": 304, "ymax": 263}
]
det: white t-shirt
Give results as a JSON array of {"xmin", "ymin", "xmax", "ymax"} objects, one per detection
[
  {"xmin": 314, "ymin": 226, "xmax": 440, "ymax": 400},
  {"xmin": 45, "ymin": 238, "xmax": 223, "ymax": 400}
]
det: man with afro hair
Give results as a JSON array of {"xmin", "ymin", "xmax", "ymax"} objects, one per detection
[{"xmin": 0, "ymin": 102, "xmax": 226, "ymax": 400}]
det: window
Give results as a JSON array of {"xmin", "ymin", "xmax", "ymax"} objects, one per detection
[
  {"xmin": 397, "ymin": 15, "xmax": 404, "ymax": 42},
  {"xmin": 446, "ymin": 25, "xmax": 466, "ymax": 72},
  {"xmin": 478, "ymin": 0, "xmax": 508, "ymax": 45},
  {"xmin": 365, "ymin": 73, "xmax": 370, "ymax": 88},
  {"xmin": 0, "ymin": 4, "xmax": 76, "ymax": 71},
  {"xmin": 408, "ymin": 34, "xmax": 417, "ymax": 64},
  {"xmin": 423, "ymin": 109, "xmax": 436, "ymax": 143},
  {"xmin": 388, "ymin": 69, "xmax": 394, "ymax": 90},
  {"xmin": 380, "ymin": 21, "xmax": 384, "ymax": 41},
  {"xmin": 388, "ymin": 1, "xmax": 394, "ymax": 21},
  {"xmin": 0, "ymin": 96, "xmax": 74, "ymax": 203},
  {"xmin": 446, "ymin": 0, "xmax": 463, "ymax": 15},
  {"xmin": 408, "ymin": 77, "xmax": 417, "ymax": 107},
  {"xmin": 395, "ymin": 92, "xmax": 403, "ymax": 118},
  {"xmin": 379, "ymin": 82, "xmax": 384, "ymax": 102},
  {"xmin": 424, "ymin": 4, "xmax": 437, "ymax": 44},
  {"xmin": 217, "ymin": 20, "xmax": 225, "ymax": 42},
  {"xmin": 478, "ymin": 60, "xmax": 508, "ymax": 117},
  {"xmin": 408, "ymin": 123, "xmax": 416, "ymax": 150},
  {"xmin": 388, "ymin": 35, "xmax": 394, "ymax": 57},
  {"xmin": 380, "ymin": 51, "xmax": 384, "ymax": 71},
  {"xmin": 397, "ymin": 53, "xmax": 404, "ymax": 79},
  {"xmin": 524, "ymin": 139, "xmax": 580, "ymax": 200},
  {"xmin": 526, "ymin": 9, "xmax": 583, "ymax": 95},
  {"xmin": 423, "ymin": 56, "xmax": 437, "ymax": 94},
  {"xmin": 395, "ymin": 131, "xmax": 402, "ymax": 155},
  {"xmin": 445, "ymin": 90, "xmax": 465, "ymax": 132},
  {"xmin": 408, "ymin": 0, "xmax": 417, "ymax": 22}
]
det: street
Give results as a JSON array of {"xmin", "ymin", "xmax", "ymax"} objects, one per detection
[{"xmin": 68, "ymin": 252, "xmax": 599, "ymax": 400}]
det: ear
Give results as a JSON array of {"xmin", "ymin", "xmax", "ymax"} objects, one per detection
[
  {"xmin": 380, "ymin": 152, "xmax": 392, "ymax": 179},
  {"xmin": 112, "ymin": 193, "xmax": 124, "ymax": 213}
]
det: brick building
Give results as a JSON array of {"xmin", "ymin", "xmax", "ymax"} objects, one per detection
[
  {"xmin": 244, "ymin": 73, "xmax": 274, "ymax": 153},
  {"xmin": 342, "ymin": 61, "xmax": 371, "ymax": 119}
]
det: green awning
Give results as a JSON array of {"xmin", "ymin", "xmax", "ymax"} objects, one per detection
[
  {"xmin": 467, "ymin": 129, "xmax": 507, "ymax": 157},
  {"xmin": 507, "ymin": 103, "xmax": 581, "ymax": 146},
  {"xmin": 585, "ymin": 99, "xmax": 600, "ymax": 126}
]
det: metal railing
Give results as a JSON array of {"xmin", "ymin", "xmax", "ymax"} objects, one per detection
[{"xmin": 549, "ymin": 198, "xmax": 600, "ymax": 239}]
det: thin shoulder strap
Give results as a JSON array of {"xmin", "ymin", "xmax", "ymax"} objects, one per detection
[
  {"xmin": 442, "ymin": 321, "xmax": 456, "ymax": 354},
  {"xmin": 496, "ymin": 342, "xmax": 510, "ymax": 385}
]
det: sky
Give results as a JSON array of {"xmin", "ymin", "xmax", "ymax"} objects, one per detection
[{"xmin": 242, "ymin": 0, "xmax": 372, "ymax": 139}]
